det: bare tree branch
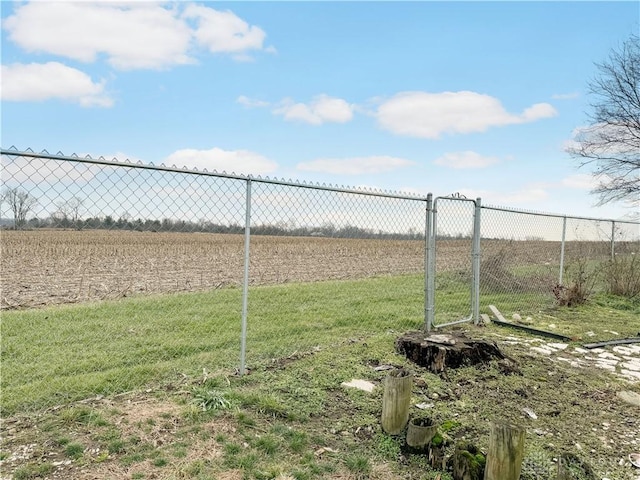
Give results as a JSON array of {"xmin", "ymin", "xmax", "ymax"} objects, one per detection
[
  {"xmin": 1, "ymin": 187, "xmax": 38, "ymax": 229},
  {"xmin": 567, "ymin": 35, "xmax": 640, "ymax": 210}
]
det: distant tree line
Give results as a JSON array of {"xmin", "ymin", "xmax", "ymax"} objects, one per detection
[
  {"xmin": 0, "ymin": 188, "xmax": 429, "ymax": 240},
  {"xmin": 1, "ymin": 187, "xmax": 484, "ymax": 240},
  {"xmin": 7, "ymin": 214, "xmax": 430, "ymax": 240}
]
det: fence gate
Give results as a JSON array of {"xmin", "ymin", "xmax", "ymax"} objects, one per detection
[{"xmin": 426, "ymin": 195, "xmax": 480, "ymax": 330}]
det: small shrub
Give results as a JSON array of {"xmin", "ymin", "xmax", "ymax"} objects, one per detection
[
  {"xmin": 64, "ymin": 442, "xmax": 84, "ymax": 459},
  {"xmin": 554, "ymin": 257, "xmax": 599, "ymax": 307},
  {"xmin": 254, "ymin": 435, "xmax": 279, "ymax": 455},
  {"xmin": 190, "ymin": 387, "xmax": 231, "ymax": 412},
  {"xmin": 603, "ymin": 254, "xmax": 640, "ymax": 299},
  {"xmin": 344, "ymin": 454, "xmax": 371, "ymax": 476},
  {"xmin": 480, "ymin": 242, "xmax": 554, "ymax": 294}
]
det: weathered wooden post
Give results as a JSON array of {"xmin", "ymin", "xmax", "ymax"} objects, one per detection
[
  {"xmin": 381, "ymin": 369, "xmax": 412, "ymax": 435},
  {"xmin": 406, "ymin": 416, "xmax": 437, "ymax": 451},
  {"xmin": 483, "ymin": 422, "xmax": 525, "ymax": 480}
]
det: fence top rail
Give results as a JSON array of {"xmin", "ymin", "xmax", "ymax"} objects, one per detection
[
  {"xmin": 482, "ymin": 203, "xmax": 640, "ymax": 226},
  {"xmin": 1, "ymin": 147, "xmax": 429, "ymax": 202}
]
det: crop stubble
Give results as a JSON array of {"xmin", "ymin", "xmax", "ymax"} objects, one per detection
[{"xmin": 1, "ymin": 230, "xmax": 613, "ymax": 309}]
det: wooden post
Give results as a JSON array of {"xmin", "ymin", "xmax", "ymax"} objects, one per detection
[
  {"xmin": 406, "ymin": 417, "xmax": 437, "ymax": 450},
  {"xmin": 381, "ymin": 369, "xmax": 412, "ymax": 435},
  {"xmin": 483, "ymin": 422, "xmax": 525, "ymax": 480}
]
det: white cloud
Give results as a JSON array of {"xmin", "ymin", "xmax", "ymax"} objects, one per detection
[
  {"xmin": 495, "ymin": 188, "xmax": 549, "ymax": 205},
  {"xmin": 434, "ymin": 151, "xmax": 500, "ymax": 169},
  {"xmin": 165, "ymin": 148, "xmax": 278, "ymax": 176},
  {"xmin": 375, "ymin": 91, "xmax": 558, "ymax": 139},
  {"xmin": 565, "ymin": 123, "xmax": 637, "ymax": 156},
  {"xmin": 0, "ymin": 155, "xmax": 99, "ymax": 184},
  {"xmin": 274, "ymin": 95, "xmax": 354, "ymax": 125},
  {"xmin": 561, "ymin": 173, "xmax": 598, "ymax": 190},
  {"xmin": 0, "ymin": 62, "xmax": 113, "ymax": 107},
  {"xmin": 297, "ymin": 156, "xmax": 414, "ymax": 175},
  {"xmin": 183, "ymin": 5, "xmax": 268, "ymax": 59},
  {"xmin": 237, "ymin": 95, "xmax": 270, "ymax": 108},
  {"xmin": 3, "ymin": 2, "xmax": 273, "ymax": 70},
  {"xmin": 3, "ymin": 2, "xmax": 193, "ymax": 70},
  {"xmin": 457, "ymin": 187, "xmax": 549, "ymax": 206}
]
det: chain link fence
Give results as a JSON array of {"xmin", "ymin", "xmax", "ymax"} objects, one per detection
[
  {"xmin": 478, "ymin": 206, "xmax": 640, "ymax": 320},
  {"xmin": 1, "ymin": 148, "xmax": 429, "ymax": 412},
  {"xmin": 1, "ymin": 147, "xmax": 638, "ymax": 412}
]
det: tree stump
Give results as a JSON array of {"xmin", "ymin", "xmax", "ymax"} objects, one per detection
[
  {"xmin": 381, "ymin": 369, "xmax": 412, "ymax": 435},
  {"xmin": 396, "ymin": 332, "xmax": 506, "ymax": 374}
]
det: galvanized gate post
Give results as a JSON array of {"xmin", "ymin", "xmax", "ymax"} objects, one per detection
[
  {"xmin": 239, "ymin": 178, "xmax": 252, "ymax": 375},
  {"xmin": 472, "ymin": 198, "xmax": 481, "ymax": 325},
  {"xmin": 425, "ymin": 194, "xmax": 434, "ymax": 332}
]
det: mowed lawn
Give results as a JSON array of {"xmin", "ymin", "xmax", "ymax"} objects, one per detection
[{"xmin": 1, "ymin": 275, "xmax": 429, "ymax": 415}]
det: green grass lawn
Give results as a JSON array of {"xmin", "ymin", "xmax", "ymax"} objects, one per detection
[
  {"xmin": 1, "ymin": 274, "xmax": 639, "ymax": 480},
  {"xmin": 3, "ymin": 273, "xmax": 637, "ymax": 416},
  {"xmin": 1, "ymin": 274, "xmax": 426, "ymax": 415}
]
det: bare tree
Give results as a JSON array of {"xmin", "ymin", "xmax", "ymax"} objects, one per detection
[
  {"xmin": 54, "ymin": 196, "xmax": 84, "ymax": 227},
  {"xmin": 1, "ymin": 187, "xmax": 38, "ymax": 229},
  {"xmin": 568, "ymin": 35, "xmax": 640, "ymax": 209}
]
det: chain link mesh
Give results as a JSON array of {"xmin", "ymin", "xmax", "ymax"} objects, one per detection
[
  {"xmin": 1, "ymin": 149, "xmax": 428, "ymax": 411},
  {"xmin": 247, "ymin": 181, "xmax": 427, "ymax": 364},
  {"xmin": 1, "ymin": 148, "xmax": 639, "ymax": 412},
  {"xmin": 479, "ymin": 206, "xmax": 640, "ymax": 318},
  {"xmin": 432, "ymin": 197, "xmax": 476, "ymax": 326}
]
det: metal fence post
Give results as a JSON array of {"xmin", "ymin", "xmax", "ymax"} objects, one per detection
[
  {"xmin": 427, "ymin": 196, "xmax": 438, "ymax": 332},
  {"xmin": 472, "ymin": 198, "xmax": 481, "ymax": 324},
  {"xmin": 611, "ymin": 221, "xmax": 616, "ymax": 259},
  {"xmin": 559, "ymin": 216, "xmax": 567, "ymax": 285},
  {"xmin": 425, "ymin": 193, "xmax": 433, "ymax": 332},
  {"xmin": 239, "ymin": 178, "xmax": 252, "ymax": 375}
]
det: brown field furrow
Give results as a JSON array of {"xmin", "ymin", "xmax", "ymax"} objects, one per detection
[{"xmin": 0, "ymin": 230, "xmax": 625, "ymax": 309}]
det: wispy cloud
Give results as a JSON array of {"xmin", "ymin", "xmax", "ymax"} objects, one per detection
[
  {"xmin": 183, "ymin": 4, "xmax": 270, "ymax": 61},
  {"xmin": 297, "ymin": 156, "xmax": 414, "ymax": 175},
  {"xmin": 236, "ymin": 95, "xmax": 270, "ymax": 108},
  {"xmin": 375, "ymin": 91, "xmax": 557, "ymax": 139},
  {"xmin": 0, "ymin": 62, "xmax": 113, "ymax": 107},
  {"xmin": 273, "ymin": 95, "xmax": 354, "ymax": 125},
  {"xmin": 561, "ymin": 173, "xmax": 598, "ymax": 190},
  {"xmin": 165, "ymin": 147, "xmax": 278, "ymax": 176},
  {"xmin": 458, "ymin": 186, "xmax": 549, "ymax": 206},
  {"xmin": 434, "ymin": 151, "xmax": 501, "ymax": 169}
]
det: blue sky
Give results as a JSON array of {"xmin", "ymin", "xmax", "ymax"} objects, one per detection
[{"xmin": 1, "ymin": 1, "xmax": 639, "ymax": 220}]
